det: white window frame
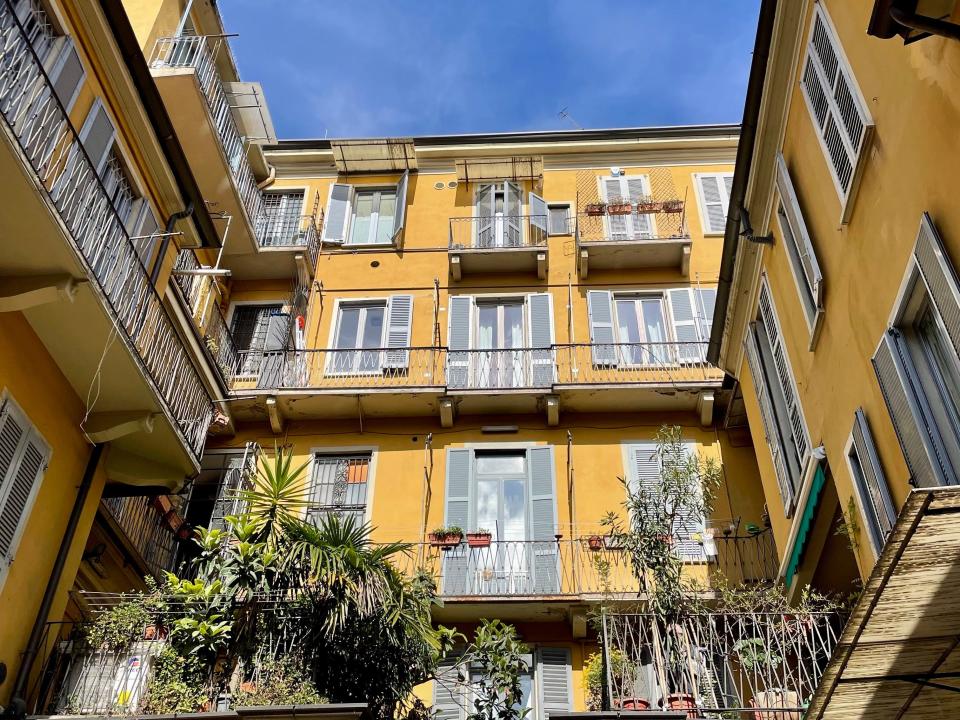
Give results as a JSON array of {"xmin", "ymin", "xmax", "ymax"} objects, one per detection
[
  {"xmin": 347, "ymin": 186, "xmax": 398, "ymax": 246},
  {"xmin": 307, "ymin": 445, "xmax": 378, "ymax": 525},
  {"xmin": 692, "ymin": 172, "xmax": 734, "ymax": 236},
  {"xmin": 611, "ymin": 292, "xmax": 672, "ymax": 367},
  {"xmin": 799, "ymin": 2, "xmax": 875, "ymax": 223},
  {"xmin": 325, "ymin": 298, "xmax": 390, "ymax": 376},
  {"xmin": 546, "ymin": 201, "xmax": 572, "ymax": 236},
  {"xmin": 473, "ymin": 181, "xmax": 526, "ymax": 248},
  {"xmin": 259, "ymin": 187, "xmax": 308, "ymax": 246},
  {"xmin": 844, "ymin": 410, "xmax": 896, "ymax": 558},
  {"xmin": 597, "ymin": 174, "xmax": 657, "ymax": 240}
]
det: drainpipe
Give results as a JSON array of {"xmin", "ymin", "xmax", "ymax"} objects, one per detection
[
  {"xmin": 889, "ymin": 6, "xmax": 960, "ymax": 41},
  {"xmin": 256, "ymin": 164, "xmax": 276, "ymax": 190},
  {"xmin": 150, "ymin": 203, "xmax": 194, "ymax": 286},
  {"xmin": 6, "ymin": 443, "xmax": 105, "ymax": 719},
  {"xmin": 706, "ymin": 0, "xmax": 778, "ymax": 367}
]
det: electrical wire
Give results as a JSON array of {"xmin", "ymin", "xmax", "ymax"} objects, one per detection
[{"xmin": 80, "ymin": 323, "xmax": 121, "ymax": 443}]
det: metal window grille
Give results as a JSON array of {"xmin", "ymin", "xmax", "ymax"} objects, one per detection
[
  {"xmin": 231, "ymin": 304, "xmax": 281, "ymax": 375},
  {"xmin": 307, "ymin": 454, "xmax": 370, "ymax": 525},
  {"xmin": 101, "ymin": 149, "xmax": 136, "ymax": 226},
  {"xmin": 259, "ymin": 190, "xmax": 305, "ymax": 247}
]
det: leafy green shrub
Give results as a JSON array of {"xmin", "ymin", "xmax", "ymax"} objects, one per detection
[
  {"xmin": 234, "ymin": 656, "xmax": 325, "ymax": 707},
  {"xmin": 142, "ymin": 646, "xmax": 208, "ymax": 714}
]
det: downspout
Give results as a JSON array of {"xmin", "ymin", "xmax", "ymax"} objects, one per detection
[
  {"xmin": 257, "ymin": 164, "xmax": 276, "ymax": 190},
  {"xmin": 7, "ymin": 443, "xmax": 105, "ymax": 718},
  {"xmin": 889, "ymin": 6, "xmax": 960, "ymax": 41},
  {"xmin": 706, "ymin": 0, "xmax": 779, "ymax": 366},
  {"xmin": 150, "ymin": 203, "xmax": 194, "ymax": 286}
]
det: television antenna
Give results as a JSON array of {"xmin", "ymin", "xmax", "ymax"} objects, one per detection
[{"xmin": 558, "ymin": 107, "xmax": 583, "ymax": 130}]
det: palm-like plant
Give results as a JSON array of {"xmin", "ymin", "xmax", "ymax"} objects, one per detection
[{"xmin": 234, "ymin": 443, "xmax": 311, "ymax": 546}]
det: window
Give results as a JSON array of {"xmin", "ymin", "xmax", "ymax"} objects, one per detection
[
  {"xmin": 0, "ymin": 392, "xmax": 51, "ymax": 590},
  {"xmin": 547, "ymin": 203, "xmax": 570, "ymax": 235},
  {"xmin": 76, "ymin": 101, "xmax": 141, "ymax": 227},
  {"xmin": 601, "ymin": 175, "xmax": 655, "ymax": 240},
  {"xmin": 321, "ymin": 172, "xmax": 408, "ymax": 246},
  {"xmin": 799, "ymin": 4, "xmax": 873, "ymax": 219},
  {"xmin": 259, "ymin": 190, "xmax": 305, "ymax": 247},
  {"xmin": 307, "ymin": 453, "xmax": 371, "ymax": 525},
  {"xmin": 328, "ymin": 296, "xmax": 413, "ymax": 374},
  {"xmin": 476, "ymin": 182, "xmax": 523, "ymax": 247},
  {"xmin": 626, "ymin": 441, "xmax": 706, "ymax": 561},
  {"xmin": 447, "ymin": 294, "xmax": 553, "ymax": 389},
  {"xmin": 847, "ymin": 409, "xmax": 896, "ymax": 556},
  {"xmin": 873, "ymin": 215, "xmax": 960, "ymax": 487},
  {"xmin": 587, "ymin": 287, "xmax": 717, "ymax": 366},
  {"xmin": 49, "ymin": 39, "xmax": 85, "ymax": 113},
  {"xmin": 230, "ymin": 303, "xmax": 283, "ymax": 375},
  {"xmin": 775, "ymin": 154, "xmax": 824, "ymax": 343},
  {"xmin": 694, "ymin": 173, "xmax": 733, "ymax": 235},
  {"xmin": 743, "ymin": 278, "xmax": 810, "ymax": 513},
  {"xmin": 14, "ymin": 0, "xmax": 56, "ymax": 60},
  {"xmin": 443, "ymin": 446, "xmax": 557, "ymax": 596}
]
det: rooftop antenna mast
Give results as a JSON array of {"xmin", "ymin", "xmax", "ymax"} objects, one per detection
[{"xmin": 558, "ymin": 107, "xmax": 583, "ymax": 130}]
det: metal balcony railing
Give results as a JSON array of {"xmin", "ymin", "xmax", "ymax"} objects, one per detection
[
  {"xmin": 100, "ymin": 495, "xmax": 183, "ymax": 577},
  {"xmin": 576, "ymin": 209, "xmax": 688, "ymax": 244},
  {"xmin": 447, "ymin": 347, "xmax": 554, "ymax": 390},
  {"xmin": 150, "ymin": 35, "xmax": 264, "ymax": 231},
  {"xmin": 449, "ymin": 215, "xmax": 548, "ymax": 249},
  {"xmin": 554, "ymin": 342, "xmax": 722, "ymax": 386},
  {"xmin": 0, "ymin": 3, "xmax": 213, "ymax": 459},
  {"xmin": 601, "ymin": 610, "xmax": 841, "ymax": 716},
  {"xmin": 172, "ymin": 250, "xmax": 240, "ymax": 384}
]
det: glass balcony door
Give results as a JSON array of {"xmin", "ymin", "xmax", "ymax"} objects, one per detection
[
  {"xmin": 615, "ymin": 295, "xmax": 668, "ymax": 365},
  {"xmin": 331, "ymin": 303, "xmax": 385, "ymax": 374},
  {"xmin": 476, "ymin": 182, "xmax": 522, "ymax": 248},
  {"xmin": 476, "ymin": 301, "xmax": 525, "ymax": 388},
  {"xmin": 472, "ymin": 452, "xmax": 530, "ymax": 595}
]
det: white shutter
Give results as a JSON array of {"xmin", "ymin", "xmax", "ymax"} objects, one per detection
[
  {"xmin": 526, "ymin": 293, "xmax": 555, "ymax": 387},
  {"xmin": 443, "ymin": 449, "xmax": 472, "ymax": 595},
  {"xmin": 626, "ymin": 176, "xmax": 654, "ymax": 238},
  {"xmin": 668, "ymin": 288, "xmax": 702, "ymax": 363},
  {"xmin": 671, "ymin": 442, "xmax": 706, "ymax": 561},
  {"xmin": 447, "ymin": 295, "xmax": 473, "ymax": 389},
  {"xmin": 475, "ymin": 183, "xmax": 495, "ymax": 248},
  {"xmin": 78, "ymin": 99, "xmax": 116, "ymax": 175},
  {"xmin": 537, "ymin": 647, "xmax": 572, "ymax": 719},
  {"xmin": 322, "ymin": 183, "xmax": 353, "ymax": 244},
  {"xmin": 913, "ymin": 213, "xmax": 960, "ymax": 358},
  {"xmin": 775, "ymin": 153, "xmax": 824, "ymax": 324},
  {"xmin": 0, "ymin": 396, "xmax": 50, "ymax": 587},
  {"xmin": 529, "ymin": 191, "xmax": 548, "ymax": 236},
  {"xmin": 505, "ymin": 181, "xmax": 522, "ymax": 247},
  {"xmin": 602, "ymin": 177, "xmax": 629, "ymax": 241},
  {"xmin": 433, "ymin": 656, "xmax": 463, "ymax": 720},
  {"xmin": 850, "ymin": 408, "xmax": 897, "ymax": 553},
  {"xmin": 392, "ymin": 170, "xmax": 409, "ymax": 243},
  {"xmin": 695, "ymin": 287, "xmax": 717, "ymax": 344},
  {"xmin": 587, "ymin": 290, "xmax": 617, "ymax": 366},
  {"xmin": 696, "ymin": 174, "xmax": 731, "ymax": 234},
  {"xmin": 383, "ymin": 294, "xmax": 413, "ymax": 369}
]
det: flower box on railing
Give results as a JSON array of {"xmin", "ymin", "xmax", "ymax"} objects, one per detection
[
  {"xmin": 661, "ymin": 199, "xmax": 684, "ymax": 213},
  {"xmin": 429, "ymin": 531, "xmax": 463, "ymax": 549},
  {"xmin": 466, "ymin": 531, "xmax": 492, "ymax": 548},
  {"xmin": 585, "ymin": 535, "xmax": 605, "ymax": 551},
  {"xmin": 584, "ymin": 203, "xmax": 606, "ymax": 216},
  {"xmin": 607, "ymin": 201, "xmax": 633, "ymax": 215},
  {"xmin": 636, "ymin": 199, "xmax": 661, "ymax": 213}
]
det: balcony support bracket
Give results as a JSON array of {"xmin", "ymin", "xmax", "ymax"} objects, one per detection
[
  {"xmin": 681, "ymin": 245, "xmax": 691, "ymax": 277},
  {"xmin": 0, "ymin": 274, "xmax": 84, "ymax": 312},
  {"xmin": 578, "ymin": 249, "xmax": 589, "ymax": 279},
  {"xmin": 266, "ymin": 395, "xmax": 284, "ymax": 434},
  {"xmin": 449, "ymin": 254, "xmax": 463, "ymax": 282},
  {"xmin": 439, "ymin": 396, "xmax": 456, "ymax": 428},
  {"xmin": 698, "ymin": 390, "xmax": 715, "ymax": 427},
  {"xmin": 545, "ymin": 395, "xmax": 560, "ymax": 426},
  {"xmin": 295, "ymin": 252, "xmax": 312, "ymax": 282},
  {"xmin": 84, "ymin": 412, "xmax": 156, "ymax": 443},
  {"xmin": 104, "ymin": 447, "xmax": 183, "ymax": 492},
  {"xmin": 537, "ymin": 251, "xmax": 548, "ymax": 281}
]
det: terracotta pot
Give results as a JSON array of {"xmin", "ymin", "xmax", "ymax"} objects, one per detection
[
  {"xmin": 143, "ymin": 624, "xmax": 168, "ymax": 641},
  {"xmin": 619, "ymin": 698, "xmax": 651, "ymax": 710},
  {"xmin": 586, "ymin": 535, "xmax": 604, "ymax": 551},
  {"xmin": 151, "ymin": 495, "xmax": 173, "ymax": 514},
  {"xmin": 429, "ymin": 532, "xmax": 463, "ymax": 548},
  {"xmin": 661, "ymin": 199, "xmax": 684, "ymax": 213},
  {"xmin": 466, "ymin": 532, "xmax": 492, "ymax": 548},
  {"xmin": 637, "ymin": 201, "xmax": 661, "ymax": 213},
  {"xmin": 607, "ymin": 202, "xmax": 633, "ymax": 215},
  {"xmin": 585, "ymin": 203, "xmax": 606, "ymax": 216},
  {"xmin": 751, "ymin": 689, "xmax": 801, "ymax": 720},
  {"xmin": 667, "ymin": 693, "xmax": 701, "ymax": 718}
]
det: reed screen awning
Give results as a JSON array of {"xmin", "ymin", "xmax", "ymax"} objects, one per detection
[
  {"xmin": 331, "ymin": 138, "xmax": 417, "ymax": 173},
  {"xmin": 455, "ymin": 156, "xmax": 543, "ymax": 183}
]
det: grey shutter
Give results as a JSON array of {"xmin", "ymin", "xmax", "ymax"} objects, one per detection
[
  {"xmin": 528, "ymin": 446, "xmax": 558, "ymax": 594},
  {"xmin": 914, "ymin": 213, "xmax": 960, "ymax": 358},
  {"xmin": 433, "ymin": 656, "xmax": 463, "ymax": 720},
  {"xmin": 443, "ymin": 449, "xmax": 472, "ymax": 595},
  {"xmin": 695, "ymin": 287, "xmax": 717, "ymax": 345},
  {"xmin": 851, "ymin": 408, "xmax": 897, "ymax": 552},
  {"xmin": 0, "ymin": 400, "xmax": 49, "ymax": 574},
  {"xmin": 587, "ymin": 290, "xmax": 617, "ymax": 366},
  {"xmin": 744, "ymin": 328, "xmax": 794, "ymax": 511},
  {"xmin": 537, "ymin": 647, "xmax": 572, "ymax": 719},
  {"xmin": 256, "ymin": 311, "xmax": 290, "ymax": 389},
  {"xmin": 626, "ymin": 177, "xmax": 653, "ymax": 238},
  {"xmin": 322, "ymin": 183, "xmax": 352, "ymax": 244},
  {"xmin": 51, "ymin": 40, "xmax": 84, "ymax": 112},
  {"xmin": 548, "ymin": 205, "xmax": 569, "ymax": 235},
  {"xmin": 476, "ymin": 184, "xmax": 494, "ymax": 248},
  {"xmin": 383, "ymin": 294, "xmax": 413, "ymax": 369},
  {"xmin": 526, "ymin": 293, "xmax": 554, "ymax": 387},
  {"xmin": 698, "ymin": 175, "xmax": 727, "ymax": 234},
  {"xmin": 79, "ymin": 100, "xmax": 116, "ymax": 175},
  {"xmin": 529, "ymin": 191, "xmax": 548, "ymax": 241},
  {"xmin": 670, "ymin": 442, "xmax": 706, "ymax": 561},
  {"xmin": 669, "ymin": 288, "xmax": 702, "ymax": 362},
  {"xmin": 392, "ymin": 170, "xmax": 409, "ymax": 243},
  {"xmin": 132, "ymin": 204, "xmax": 160, "ymax": 266},
  {"xmin": 872, "ymin": 329, "xmax": 951, "ymax": 487},
  {"xmin": 505, "ymin": 182, "xmax": 522, "ymax": 247},
  {"xmin": 209, "ymin": 453, "xmax": 247, "ymax": 532},
  {"xmin": 447, "ymin": 295, "xmax": 473, "ymax": 389}
]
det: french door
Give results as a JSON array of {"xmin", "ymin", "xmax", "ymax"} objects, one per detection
[
  {"xmin": 476, "ymin": 300, "xmax": 525, "ymax": 388},
  {"xmin": 476, "ymin": 182, "xmax": 522, "ymax": 248}
]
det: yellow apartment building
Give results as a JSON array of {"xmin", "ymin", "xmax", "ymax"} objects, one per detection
[{"xmin": 710, "ymin": 0, "xmax": 960, "ymax": 715}]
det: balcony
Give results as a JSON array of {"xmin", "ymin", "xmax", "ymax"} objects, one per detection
[
  {"xmin": 228, "ymin": 342, "xmax": 722, "ymax": 425},
  {"xmin": 601, "ymin": 610, "xmax": 841, "ymax": 716},
  {"xmin": 100, "ymin": 494, "xmax": 185, "ymax": 578},
  {"xmin": 254, "ymin": 208, "xmax": 322, "ymax": 279},
  {"xmin": 448, "ymin": 215, "xmax": 548, "ymax": 280},
  {"xmin": 0, "ymin": 5, "xmax": 212, "ymax": 471},
  {"xmin": 575, "ymin": 206, "xmax": 691, "ymax": 278}
]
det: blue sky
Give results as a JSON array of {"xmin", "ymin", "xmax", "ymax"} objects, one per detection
[{"xmin": 220, "ymin": 1, "xmax": 760, "ymax": 140}]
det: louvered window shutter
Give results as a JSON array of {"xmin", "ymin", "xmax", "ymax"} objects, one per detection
[
  {"xmin": 51, "ymin": 40, "xmax": 85, "ymax": 112},
  {"xmin": 775, "ymin": 154, "xmax": 824, "ymax": 325},
  {"xmin": 322, "ymin": 183, "xmax": 353, "ymax": 244},
  {"xmin": 537, "ymin": 647, "xmax": 572, "ymax": 719},
  {"xmin": 505, "ymin": 182, "xmax": 523, "ymax": 247},
  {"xmin": 0, "ymin": 398, "xmax": 50, "ymax": 585},
  {"xmin": 527, "ymin": 446, "xmax": 558, "ymax": 593},
  {"xmin": 443, "ymin": 449, "xmax": 472, "ymax": 595},
  {"xmin": 872, "ymin": 329, "xmax": 951, "ymax": 487},
  {"xmin": 850, "ymin": 408, "xmax": 897, "ymax": 552},
  {"xmin": 695, "ymin": 287, "xmax": 717, "ymax": 346},
  {"xmin": 626, "ymin": 177, "xmax": 653, "ymax": 238},
  {"xmin": 668, "ymin": 288, "xmax": 702, "ymax": 363},
  {"xmin": 744, "ymin": 327, "xmax": 795, "ymax": 511},
  {"xmin": 914, "ymin": 213, "xmax": 960, "ymax": 358},
  {"xmin": 587, "ymin": 290, "xmax": 617, "ymax": 366},
  {"xmin": 433, "ymin": 655, "xmax": 463, "ymax": 720},
  {"xmin": 697, "ymin": 174, "xmax": 729, "ymax": 234},
  {"xmin": 476, "ymin": 184, "xmax": 495, "ymax": 248},
  {"xmin": 393, "ymin": 170, "xmax": 409, "ymax": 243},
  {"xmin": 602, "ymin": 178, "xmax": 628, "ymax": 241},
  {"xmin": 79, "ymin": 100, "xmax": 116, "ymax": 176},
  {"xmin": 447, "ymin": 296, "xmax": 473, "ymax": 389},
  {"xmin": 526, "ymin": 293, "xmax": 554, "ymax": 387},
  {"xmin": 529, "ymin": 192, "xmax": 548, "ymax": 238},
  {"xmin": 669, "ymin": 442, "xmax": 706, "ymax": 561},
  {"xmin": 383, "ymin": 295, "xmax": 413, "ymax": 369}
]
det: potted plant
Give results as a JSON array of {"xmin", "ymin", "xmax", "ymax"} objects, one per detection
[
  {"xmin": 735, "ymin": 637, "xmax": 800, "ymax": 720},
  {"xmin": 607, "ymin": 197, "xmax": 633, "ymax": 215},
  {"xmin": 429, "ymin": 525, "xmax": 464, "ymax": 548},
  {"xmin": 636, "ymin": 196, "xmax": 660, "ymax": 213},
  {"xmin": 585, "ymin": 535, "xmax": 605, "ymax": 551},
  {"xmin": 583, "ymin": 649, "xmax": 648, "ymax": 712},
  {"xmin": 661, "ymin": 199, "xmax": 683, "ymax": 213},
  {"xmin": 466, "ymin": 529, "xmax": 493, "ymax": 548},
  {"xmin": 584, "ymin": 202, "xmax": 606, "ymax": 216}
]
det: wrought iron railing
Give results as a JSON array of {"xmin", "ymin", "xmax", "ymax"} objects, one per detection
[
  {"xmin": 446, "ymin": 347, "xmax": 554, "ymax": 390},
  {"xmin": 100, "ymin": 495, "xmax": 183, "ymax": 578},
  {"xmin": 449, "ymin": 215, "xmax": 548, "ymax": 249},
  {"xmin": 0, "ymin": 3, "xmax": 213, "ymax": 459},
  {"xmin": 576, "ymin": 207, "xmax": 688, "ymax": 243},
  {"xmin": 601, "ymin": 610, "xmax": 841, "ymax": 716},
  {"xmin": 150, "ymin": 35, "xmax": 264, "ymax": 232},
  {"xmin": 554, "ymin": 342, "xmax": 722, "ymax": 386},
  {"xmin": 172, "ymin": 250, "xmax": 240, "ymax": 383}
]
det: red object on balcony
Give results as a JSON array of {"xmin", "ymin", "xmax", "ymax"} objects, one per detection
[
  {"xmin": 429, "ymin": 532, "xmax": 463, "ymax": 549},
  {"xmin": 584, "ymin": 203, "xmax": 606, "ymax": 216},
  {"xmin": 607, "ymin": 202, "xmax": 633, "ymax": 215},
  {"xmin": 466, "ymin": 532, "xmax": 492, "ymax": 548},
  {"xmin": 619, "ymin": 698, "xmax": 651, "ymax": 710},
  {"xmin": 586, "ymin": 535, "xmax": 604, "ymax": 551},
  {"xmin": 667, "ymin": 693, "xmax": 700, "ymax": 718}
]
